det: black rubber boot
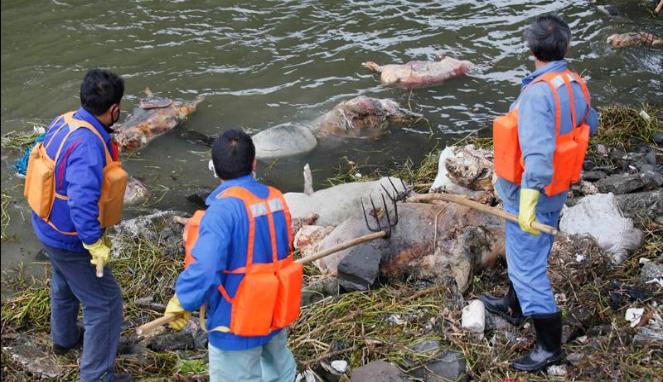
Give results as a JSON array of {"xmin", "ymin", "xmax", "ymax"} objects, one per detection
[
  {"xmin": 512, "ymin": 312, "xmax": 564, "ymax": 372},
  {"xmin": 479, "ymin": 282, "xmax": 524, "ymax": 326}
]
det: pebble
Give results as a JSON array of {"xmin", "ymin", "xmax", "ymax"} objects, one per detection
[
  {"xmin": 461, "ymin": 299, "xmax": 485, "ymax": 334},
  {"xmin": 547, "ymin": 364, "xmax": 567, "ymax": 377},
  {"xmin": 331, "ymin": 360, "xmax": 348, "ymax": 373}
]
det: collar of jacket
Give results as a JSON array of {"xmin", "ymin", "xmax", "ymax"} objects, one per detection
[
  {"xmin": 74, "ymin": 107, "xmax": 112, "ymax": 143},
  {"xmin": 521, "ymin": 59, "xmax": 568, "ymax": 87},
  {"xmin": 205, "ymin": 174, "xmax": 256, "ymax": 206}
]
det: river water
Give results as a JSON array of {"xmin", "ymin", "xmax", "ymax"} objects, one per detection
[{"xmin": 1, "ymin": 0, "xmax": 661, "ymax": 277}]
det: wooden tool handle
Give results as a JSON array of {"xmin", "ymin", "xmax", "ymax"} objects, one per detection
[
  {"xmin": 407, "ymin": 193, "xmax": 559, "ymax": 236},
  {"xmin": 296, "ymin": 231, "xmax": 387, "ymax": 265},
  {"xmin": 96, "ymin": 262, "xmax": 104, "ymax": 278},
  {"xmin": 136, "ymin": 314, "xmax": 178, "ymax": 336}
]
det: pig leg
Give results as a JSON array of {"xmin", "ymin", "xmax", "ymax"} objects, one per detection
[{"xmin": 361, "ymin": 61, "xmax": 382, "ymax": 72}]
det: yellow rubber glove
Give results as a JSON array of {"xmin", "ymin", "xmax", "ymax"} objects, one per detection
[
  {"xmin": 83, "ymin": 237, "xmax": 111, "ymax": 272},
  {"xmin": 165, "ymin": 295, "xmax": 191, "ymax": 331},
  {"xmin": 518, "ymin": 188, "xmax": 541, "ymax": 236}
]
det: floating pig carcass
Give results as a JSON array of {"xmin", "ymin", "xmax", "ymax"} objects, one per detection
[
  {"xmin": 252, "ymin": 96, "xmax": 422, "ymax": 160},
  {"xmin": 362, "ymin": 54, "xmax": 474, "ymax": 88},
  {"xmin": 607, "ymin": 32, "xmax": 663, "ymax": 48},
  {"xmin": 113, "ymin": 89, "xmax": 204, "ymax": 152}
]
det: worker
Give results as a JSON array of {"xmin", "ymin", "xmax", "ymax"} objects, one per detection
[
  {"xmin": 164, "ymin": 129, "xmax": 297, "ymax": 382},
  {"xmin": 483, "ymin": 14, "xmax": 599, "ymax": 372},
  {"xmin": 27, "ymin": 69, "xmax": 130, "ymax": 381}
]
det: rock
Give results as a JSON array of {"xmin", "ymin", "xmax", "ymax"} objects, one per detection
[
  {"xmin": 596, "ymin": 144, "xmax": 608, "ymax": 157},
  {"xmin": 147, "ymin": 330, "xmax": 195, "ymax": 351},
  {"xmin": 485, "ymin": 311, "xmax": 511, "ymax": 331},
  {"xmin": 412, "ymin": 340, "xmax": 441, "ymax": 354},
  {"xmin": 337, "ymin": 244, "xmax": 382, "ymax": 291},
  {"xmin": 413, "ymin": 351, "xmax": 467, "ymax": 382},
  {"xmin": 547, "ymin": 364, "xmax": 567, "ymax": 377},
  {"xmin": 253, "ymin": 123, "xmax": 318, "ymax": 160},
  {"xmin": 311, "ymin": 202, "xmax": 504, "ymax": 292},
  {"xmin": 614, "ymin": 189, "xmax": 663, "ymax": 220},
  {"xmin": 351, "ymin": 361, "xmax": 408, "ymax": 382},
  {"xmin": 654, "ymin": 131, "xmax": 663, "ymax": 146},
  {"xmin": 284, "ymin": 177, "xmax": 407, "ymax": 226},
  {"xmin": 560, "ymin": 193, "xmax": 644, "ymax": 264},
  {"xmin": 461, "ymin": 300, "xmax": 485, "ymax": 334},
  {"xmin": 109, "ymin": 210, "xmax": 185, "ymax": 259},
  {"xmin": 123, "ymin": 176, "xmax": 150, "ymax": 205},
  {"xmin": 596, "ymin": 173, "xmax": 646, "ymax": 194},
  {"xmin": 632, "ymin": 327, "xmax": 663, "ymax": 347},
  {"xmin": 295, "ymin": 370, "xmax": 317, "ymax": 382},
  {"xmin": 566, "ymin": 352, "xmax": 584, "ymax": 366},
  {"xmin": 431, "ymin": 146, "xmax": 494, "ymax": 201},
  {"xmin": 640, "ymin": 261, "xmax": 663, "ymax": 286},
  {"xmin": 581, "ymin": 170, "xmax": 606, "ymax": 181},
  {"xmin": 2, "ymin": 335, "xmax": 65, "ymax": 379}
]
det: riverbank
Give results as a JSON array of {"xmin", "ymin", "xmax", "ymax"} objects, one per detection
[{"xmin": 1, "ymin": 104, "xmax": 661, "ymax": 381}]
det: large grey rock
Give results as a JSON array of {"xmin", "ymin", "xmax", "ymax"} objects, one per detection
[
  {"xmin": 351, "ymin": 361, "xmax": 408, "ymax": 382},
  {"xmin": 284, "ymin": 177, "xmax": 407, "ymax": 226},
  {"xmin": 109, "ymin": 210, "xmax": 185, "ymax": 258},
  {"xmin": 581, "ymin": 170, "xmax": 607, "ymax": 182},
  {"xmin": 654, "ymin": 131, "xmax": 663, "ymax": 146},
  {"xmin": 337, "ymin": 245, "xmax": 382, "ymax": 291},
  {"xmin": 596, "ymin": 171, "xmax": 663, "ymax": 194},
  {"xmin": 614, "ymin": 189, "xmax": 663, "ymax": 220}
]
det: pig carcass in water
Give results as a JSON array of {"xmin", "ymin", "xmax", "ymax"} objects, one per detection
[
  {"xmin": 113, "ymin": 89, "xmax": 204, "ymax": 152},
  {"xmin": 607, "ymin": 32, "xmax": 663, "ymax": 48},
  {"xmin": 362, "ymin": 54, "xmax": 474, "ymax": 88}
]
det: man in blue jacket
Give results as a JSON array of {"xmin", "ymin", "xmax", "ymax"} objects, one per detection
[
  {"xmin": 482, "ymin": 15, "xmax": 599, "ymax": 371},
  {"xmin": 164, "ymin": 129, "xmax": 297, "ymax": 382},
  {"xmin": 32, "ymin": 69, "xmax": 129, "ymax": 381}
]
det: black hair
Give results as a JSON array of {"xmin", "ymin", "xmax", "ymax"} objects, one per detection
[
  {"xmin": 80, "ymin": 69, "xmax": 125, "ymax": 115},
  {"xmin": 212, "ymin": 129, "xmax": 255, "ymax": 180},
  {"xmin": 524, "ymin": 14, "xmax": 571, "ymax": 62}
]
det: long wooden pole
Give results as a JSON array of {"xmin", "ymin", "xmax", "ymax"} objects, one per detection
[
  {"xmin": 656, "ymin": 0, "xmax": 663, "ymax": 14},
  {"xmin": 135, "ymin": 231, "xmax": 388, "ymax": 336},
  {"xmin": 407, "ymin": 193, "xmax": 559, "ymax": 236}
]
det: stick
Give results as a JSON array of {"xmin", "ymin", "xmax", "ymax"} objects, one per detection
[
  {"xmin": 296, "ymin": 231, "xmax": 386, "ymax": 265},
  {"xmin": 135, "ymin": 231, "xmax": 389, "ymax": 336},
  {"xmin": 136, "ymin": 314, "xmax": 178, "ymax": 336},
  {"xmin": 96, "ymin": 262, "xmax": 104, "ymax": 278},
  {"xmin": 407, "ymin": 193, "xmax": 559, "ymax": 236},
  {"xmin": 656, "ymin": 0, "xmax": 663, "ymax": 14},
  {"xmin": 303, "ymin": 163, "xmax": 314, "ymax": 195}
]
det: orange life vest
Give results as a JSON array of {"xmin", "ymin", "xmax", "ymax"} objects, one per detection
[
  {"xmin": 182, "ymin": 186, "xmax": 302, "ymax": 336},
  {"xmin": 493, "ymin": 70, "xmax": 591, "ymax": 196},
  {"xmin": 24, "ymin": 112, "xmax": 128, "ymax": 231}
]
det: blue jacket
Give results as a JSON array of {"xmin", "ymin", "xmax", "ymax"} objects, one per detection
[
  {"xmin": 175, "ymin": 175, "xmax": 292, "ymax": 351},
  {"xmin": 31, "ymin": 107, "xmax": 115, "ymax": 253},
  {"xmin": 495, "ymin": 60, "xmax": 599, "ymax": 213}
]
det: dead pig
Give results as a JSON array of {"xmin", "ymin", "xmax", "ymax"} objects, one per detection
[
  {"xmin": 362, "ymin": 54, "xmax": 474, "ymax": 88},
  {"xmin": 113, "ymin": 89, "xmax": 204, "ymax": 152},
  {"xmin": 607, "ymin": 32, "xmax": 663, "ymax": 48}
]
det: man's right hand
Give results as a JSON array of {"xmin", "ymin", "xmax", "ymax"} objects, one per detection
[{"xmin": 165, "ymin": 295, "xmax": 192, "ymax": 331}]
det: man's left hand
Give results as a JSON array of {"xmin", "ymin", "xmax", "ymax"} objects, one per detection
[{"xmin": 518, "ymin": 188, "xmax": 541, "ymax": 236}]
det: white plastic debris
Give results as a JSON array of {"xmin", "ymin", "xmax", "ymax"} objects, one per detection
[
  {"xmin": 387, "ymin": 314, "xmax": 406, "ymax": 326},
  {"xmin": 331, "ymin": 360, "xmax": 348, "ymax": 373},
  {"xmin": 625, "ymin": 308, "xmax": 645, "ymax": 328},
  {"xmin": 560, "ymin": 193, "xmax": 644, "ymax": 264},
  {"xmin": 295, "ymin": 369, "xmax": 316, "ymax": 382},
  {"xmin": 576, "ymin": 254, "xmax": 586, "ymax": 263},
  {"xmin": 461, "ymin": 299, "xmax": 485, "ymax": 334}
]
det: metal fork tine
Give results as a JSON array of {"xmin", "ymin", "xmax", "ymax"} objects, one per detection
[{"xmin": 370, "ymin": 197, "xmax": 382, "ymax": 231}]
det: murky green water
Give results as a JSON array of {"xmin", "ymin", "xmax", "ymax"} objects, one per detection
[{"xmin": 1, "ymin": 0, "xmax": 661, "ymax": 277}]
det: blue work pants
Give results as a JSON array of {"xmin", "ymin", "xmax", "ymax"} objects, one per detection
[
  {"xmin": 45, "ymin": 245, "xmax": 123, "ymax": 382},
  {"xmin": 504, "ymin": 206, "xmax": 561, "ymax": 316},
  {"xmin": 208, "ymin": 330, "xmax": 297, "ymax": 382}
]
